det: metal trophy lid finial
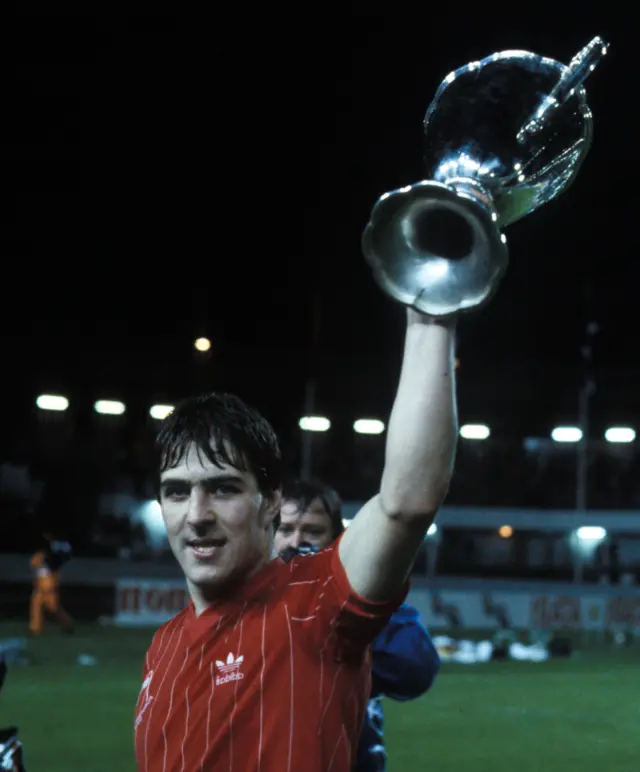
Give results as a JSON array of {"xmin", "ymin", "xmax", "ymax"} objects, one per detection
[{"xmin": 517, "ymin": 36, "xmax": 608, "ymax": 143}]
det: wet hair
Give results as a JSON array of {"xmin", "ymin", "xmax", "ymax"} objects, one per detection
[
  {"xmin": 274, "ymin": 478, "xmax": 344, "ymax": 541},
  {"xmin": 156, "ymin": 393, "xmax": 282, "ymax": 493}
]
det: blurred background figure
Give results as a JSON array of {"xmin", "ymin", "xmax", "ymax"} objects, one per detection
[
  {"xmin": 274, "ymin": 479, "xmax": 441, "ymax": 772},
  {"xmin": 29, "ymin": 533, "xmax": 74, "ymax": 636}
]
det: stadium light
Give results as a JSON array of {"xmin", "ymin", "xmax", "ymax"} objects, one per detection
[
  {"xmin": 572, "ymin": 525, "xmax": 607, "ymax": 559},
  {"xmin": 353, "ymin": 419, "xmax": 385, "ymax": 435},
  {"xmin": 604, "ymin": 426, "xmax": 635, "ymax": 444},
  {"xmin": 576, "ymin": 526, "xmax": 606, "ymax": 542},
  {"xmin": 551, "ymin": 426, "xmax": 582, "ymax": 443},
  {"xmin": 150, "ymin": 404, "xmax": 174, "ymax": 420},
  {"xmin": 460, "ymin": 424, "xmax": 490, "ymax": 440},
  {"xmin": 299, "ymin": 416, "xmax": 331, "ymax": 432},
  {"xmin": 194, "ymin": 337, "xmax": 211, "ymax": 352},
  {"xmin": 36, "ymin": 394, "xmax": 69, "ymax": 412},
  {"xmin": 94, "ymin": 400, "xmax": 126, "ymax": 416},
  {"xmin": 135, "ymin": 500, "xmax": 168, "ymax": 547}
]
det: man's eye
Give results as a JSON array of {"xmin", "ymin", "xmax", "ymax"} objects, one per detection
[
  {"xmin": 208, "ymin": 484, "xmax": 240, "ymax": 496},
  {"xmin": 163, "ymin": 486, "xmax": 189, "ymax": 499},
  {"xmin": 162, "ymin": 484, "xmax": 190, "ymax": 500},
  {"xmin": 215, "ymin": 485, "xmax": 238, "ymax": 495}
]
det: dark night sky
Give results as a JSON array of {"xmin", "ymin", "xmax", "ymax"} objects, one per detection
[{"xmin": 0, "ymin": 8, "xmax": 630, "ymax": 444}]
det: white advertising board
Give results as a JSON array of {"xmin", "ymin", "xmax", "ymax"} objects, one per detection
[
  {"xmin": 115, "ymin": 579, "xmax": 189, "ymax": 626},
  {"xmin": 406, "ymin": 587, "xmax": 640, "ymax": 632},
  {"xmin": 115, "ymin": 578, "xmax": 640, "ymax": 631}
]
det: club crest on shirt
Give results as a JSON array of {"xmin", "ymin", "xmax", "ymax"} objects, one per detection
[
  {"xmin": 140, "ymin": 670, "xmax": 153, "ymax": 694},
  {"xmin": 215, "ymin": 653, "xmax": 244, "ymax": 686}
]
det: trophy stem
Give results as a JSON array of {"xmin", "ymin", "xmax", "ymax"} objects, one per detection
[{"xmin": 446, "ymin": 177, "xmax": 498, "ymax": 220}]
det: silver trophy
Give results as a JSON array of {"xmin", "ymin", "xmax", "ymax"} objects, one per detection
[{"xmin": 362, "ymin": 37, "xmax": 608, "ymax": 317}]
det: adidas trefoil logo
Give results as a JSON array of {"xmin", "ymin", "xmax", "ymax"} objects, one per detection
[{"xmin": 215, "ymin": 652, "xmax": 244, "ymax": 685}]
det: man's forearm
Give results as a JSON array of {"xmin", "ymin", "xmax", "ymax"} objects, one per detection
[
  {"xmin": 380, "ymin": 309, "xmax": 458, "ymax": 520},
  {"xmin": 338, "ymin": 309, "xmax": 458, "ymax": 601}
]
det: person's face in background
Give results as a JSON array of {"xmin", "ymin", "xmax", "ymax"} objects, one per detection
[{"xmin": 274, "ymin": 497, "xmax": 334, "ymax": 553}]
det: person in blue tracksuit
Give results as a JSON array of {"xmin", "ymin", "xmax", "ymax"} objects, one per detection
[
  {"xmin": 356, "ymin": 603, "xmax": 440, "ymax": 771},
  {"xmin": 274, "ymin": 479, "xmax": 440, "ymax": 772}
]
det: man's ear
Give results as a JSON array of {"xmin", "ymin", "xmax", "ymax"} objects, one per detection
[{"xmin": 262, "ymin": 489, "xmax": 282, "ymax": 529}]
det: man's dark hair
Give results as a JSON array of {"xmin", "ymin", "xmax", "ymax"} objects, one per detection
[
  {"xmin": 156, "ymin": 393, "xmax": 282, "ymax": 493},
  {"xmin": 274, "ymin": 478, "xmax": 344, "ymax": 540}
]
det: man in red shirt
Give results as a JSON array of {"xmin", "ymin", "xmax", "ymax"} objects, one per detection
[{"xmin": 135, "ymin": 309, "xmax": 458, "ymax": 771}]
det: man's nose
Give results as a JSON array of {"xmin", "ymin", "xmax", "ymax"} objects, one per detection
[
  {"xmin": 289, "ymin": 530, "xmax": 303, "ymax": 548},
  {"xmin": 186, "ymin": 489, "xmax": 215, "ymax": 524},
  {"xmin": 279, "ymin": 530, "xmax": 302, "ymax": 550}
]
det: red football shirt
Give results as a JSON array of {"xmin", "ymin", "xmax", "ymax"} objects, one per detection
[{"xmin": 134, "ymin": 536, "xmax": 407, "ymax": 771}]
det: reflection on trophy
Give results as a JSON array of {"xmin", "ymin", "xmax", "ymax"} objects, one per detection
[{"xmin": 362, "ymin": 37, "xmax": 608, "ymax": 317}]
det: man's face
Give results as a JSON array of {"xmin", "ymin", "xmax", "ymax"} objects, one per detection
[
  {"xmin": 159, "ymin": 443, "xmax": 279, "ymax": 608},
  {"xmin": 273, "ymin": 498, "xmax": 334, "ymax": 554}
]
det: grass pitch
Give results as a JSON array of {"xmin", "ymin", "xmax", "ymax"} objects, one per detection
[{"xmin": 0, "ymin": 622, "xmax": 638, "ymax": 771}]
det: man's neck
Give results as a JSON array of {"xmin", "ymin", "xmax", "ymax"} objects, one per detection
[{"xmin": 189, "ymin": 551, "xmax": 273, "ymax": 617}]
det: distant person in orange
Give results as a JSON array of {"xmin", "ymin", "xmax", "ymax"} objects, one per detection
[{"xmin": 29, "ymin": 534, "xmax": 74, "ymax": 635}]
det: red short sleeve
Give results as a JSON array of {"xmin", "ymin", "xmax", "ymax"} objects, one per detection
[{"xmin": 284, "ymin": 533, "xmax": 409, "ymax": 653}]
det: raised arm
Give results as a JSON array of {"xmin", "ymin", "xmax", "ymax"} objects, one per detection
[{"xmin": 338, "ymin": 309, "xmax": 457, "ymax": 602}]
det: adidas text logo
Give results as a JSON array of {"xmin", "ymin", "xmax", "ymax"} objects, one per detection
[{"xmin": 215, "ymin": 653, "xmax": 244, "ymax": 685}]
